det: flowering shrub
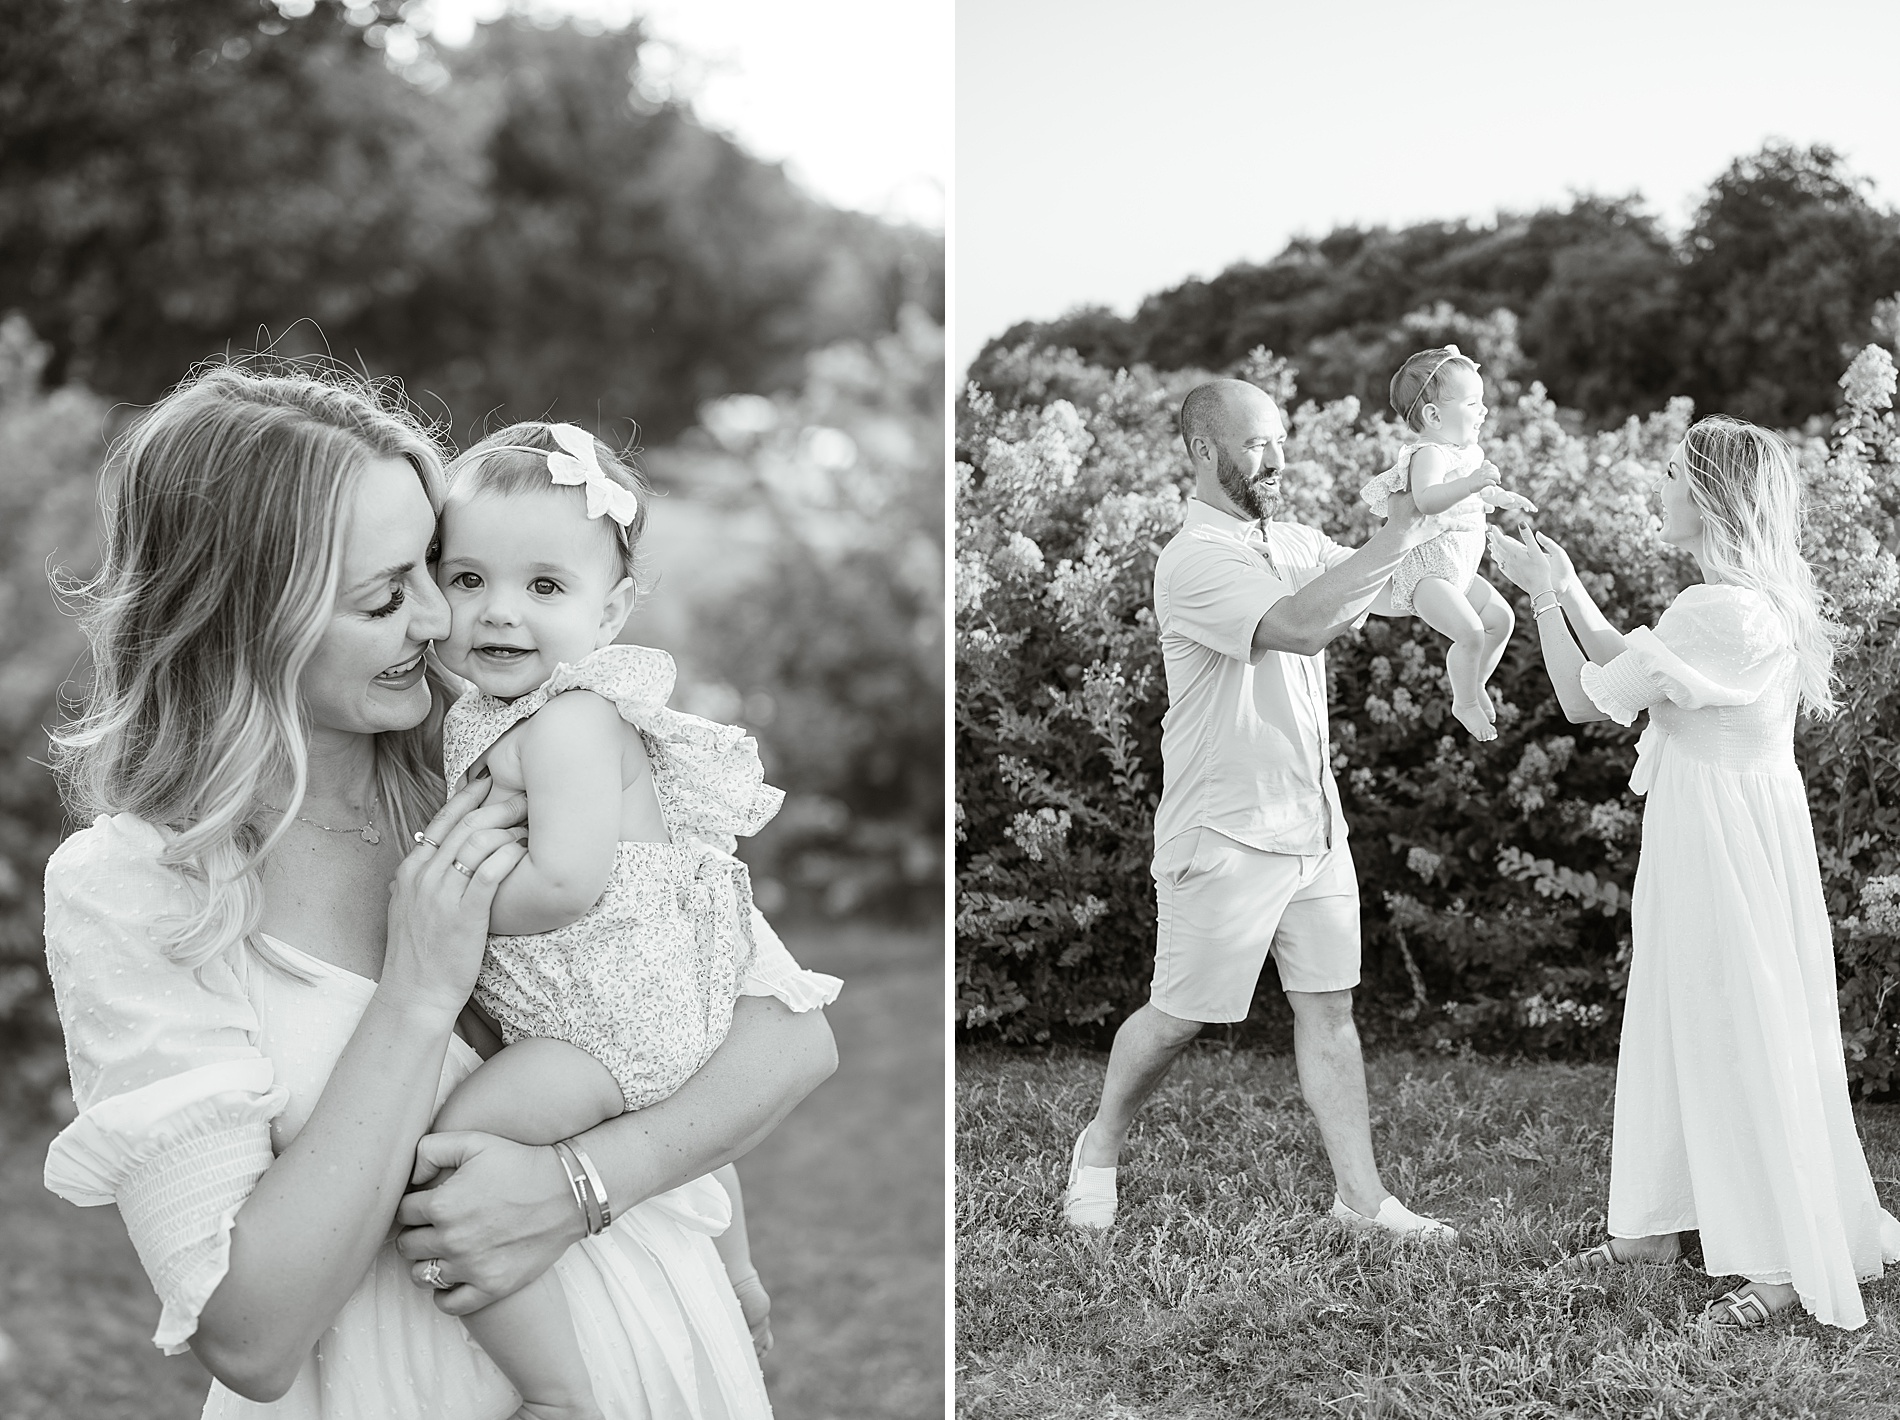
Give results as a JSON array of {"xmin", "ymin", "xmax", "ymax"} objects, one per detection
[
  {"xmin": 956, "ymin": 332, "xmax": 1900, "ymax": 1094},
  {"xmin": 688, "ymin": 307, "xmax": 944, "ymax": 920}
]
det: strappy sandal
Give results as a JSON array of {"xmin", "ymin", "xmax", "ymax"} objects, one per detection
[
  {"xmin": 1705, "ymin": 1287, "xmax": 1788, "ymax": 1329},
  {"xmin": 1550, "ymin": 1237, "xmax": 1679, "ymax": 1274}
]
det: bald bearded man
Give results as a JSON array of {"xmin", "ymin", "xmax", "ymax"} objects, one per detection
[{"xmin": 1062, "ymin": 378, "xmax": 1459, "ymax": 1242}]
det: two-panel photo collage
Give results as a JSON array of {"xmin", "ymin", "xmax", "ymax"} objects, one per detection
[{"xmin": 4, "ymin": 2, "xmax": 1900, "ymax": 1417}]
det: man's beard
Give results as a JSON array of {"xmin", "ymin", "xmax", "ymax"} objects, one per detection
[{"xmin": 1217, "ymin": 448, "xmax": 1284, "ymax": 522}]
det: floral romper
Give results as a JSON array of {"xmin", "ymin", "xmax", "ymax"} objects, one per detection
[
  {"xmin": 442, "ymin": 643, "xmax": 783, "ymax": 1111},
  {"xmin": 1359, "ymin": 442, "xmax": 1489, "ymax": 614}
]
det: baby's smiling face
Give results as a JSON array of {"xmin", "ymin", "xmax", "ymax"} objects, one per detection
[{"xmin": 434, "ymin": 487, "xmax": 634, "ymax": 700}]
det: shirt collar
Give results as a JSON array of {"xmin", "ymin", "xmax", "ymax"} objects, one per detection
[{"xmin": 1185, "ymin": 496, "xmax": 1272, "ymax": 545}]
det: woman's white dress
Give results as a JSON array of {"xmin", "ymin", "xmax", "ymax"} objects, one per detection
[
  {"xmin": 1581, "ymin": 583, "xmax": 1900, "ymax": 1329},
  {"xmin": 40, "ymin": 812, "xmax": 842, "ymax": 1418}
]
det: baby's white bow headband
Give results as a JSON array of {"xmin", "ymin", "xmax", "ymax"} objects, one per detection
[{"xmin": 545, "ymin": 423, "xmax": 639, "ymax": 528}]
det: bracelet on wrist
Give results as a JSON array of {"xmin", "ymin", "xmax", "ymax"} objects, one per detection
[
  {"xmin": 567, "ymin": 1140, "xmax": 613, "ymax": 1230},
  {"xmin": 551, "ymin": 1140, "xmax": 606, "ymax": 1235}
]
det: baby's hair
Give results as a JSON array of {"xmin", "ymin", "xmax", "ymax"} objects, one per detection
[
  {"xmin": 445, "ymin": 422, "xmax": 651, "ymax": 583},
  {"xmin": 1389, "ymin": 347, "xmax": 1481, "ymax": 431}
]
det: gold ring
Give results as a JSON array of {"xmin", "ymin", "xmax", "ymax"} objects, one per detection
[
  {"xmin": 414, "ymin": 831, "xmax": 441, "ymax": 849},
  {"xmin": 450, "ymin": 859, "xmax": 475, "ymax": 878}
]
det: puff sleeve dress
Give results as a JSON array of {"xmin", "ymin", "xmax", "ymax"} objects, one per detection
[
  {"xmin": 42, "ymin": 811, "xmax": 839, "ymax": 1418},
  {"xmin": 1580, "ymin": 583, "xmax": 1900, "ymax": 1329}
]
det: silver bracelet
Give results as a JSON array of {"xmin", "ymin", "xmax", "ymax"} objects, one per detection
[
  {"xmin": 1533, "ymin": 602, "xmax": 1565, "ymax": 620},
  {"xmin": 566, "ymin": 1140, "xmax": 613, "ymax": 1230},
  {"xmin": 551, "ymin": 1140, "xmax": 605, "ymax": 1235}
]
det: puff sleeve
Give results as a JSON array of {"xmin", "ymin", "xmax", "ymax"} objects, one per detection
[
  {"xmin": 1578, "ymin": 584, "xmax": 1791, "ymax": 728},
  {"xmin": 40, "ymin": 814, "xmax": 288, "ymax": 1355},
  {"xmin": 737, "ymin": 907, "xmax": 843, "ymax": 1012}
]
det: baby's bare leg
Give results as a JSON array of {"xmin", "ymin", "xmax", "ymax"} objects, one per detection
[
  {"xmin": 426, "ymin": 1041, "xmax": 625, "ymax": 1420},
  {"xmin": 1411, "ymin": 577, "xmax": 1495, "ymax": 741},
  {"xmin": 1465, "ymin": 575, "xmax": 1517, "ymax": 714}
]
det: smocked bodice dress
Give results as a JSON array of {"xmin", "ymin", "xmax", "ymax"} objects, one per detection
[
  {"xmin": 442, "ymin": 644, "xmax": 784, "ymax": 1110},
  {"xmin": 1581, "ymin": 582, "xmax": 1900, "ymax": 1329},
  {"xmin": 41, "ymin": 811, "xmax": 841, "ymax": 1418}
]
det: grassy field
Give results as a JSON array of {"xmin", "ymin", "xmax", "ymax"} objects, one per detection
[
  {"xmin": 956, "ymin": 1045, "xmax": 1900, "ymax": 1420},
  {"xmin": 0, "ymin": 920, "xmax": 941, "ymax": 1420}
]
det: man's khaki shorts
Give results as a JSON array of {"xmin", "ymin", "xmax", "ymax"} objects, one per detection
[{"xmin": 1148, "ymin": 827, "xmax": 1361, "ymax": 1022}]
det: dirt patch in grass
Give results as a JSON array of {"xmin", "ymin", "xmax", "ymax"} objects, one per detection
[{"xmin": 956, "ymin": 1045, "xmax": 1900, "ymax": 1420}]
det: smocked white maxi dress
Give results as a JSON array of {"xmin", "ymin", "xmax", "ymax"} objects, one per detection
[
  {"xmin": 41, "ymin": 812, "xmax": 841, "ymax": 1419},
  {"xmin": 1581, "ymin": 582, "xmax": 1900, "ymax": 1329}
]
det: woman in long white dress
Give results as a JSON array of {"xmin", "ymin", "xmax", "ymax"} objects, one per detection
[
  {"xmin": 1487, "ymin": 414, "xmax": 1900, "ymax": 1330},
  {"xmin": 40, "ymin": 364, "xmax": 838, "ymax": 1417}
]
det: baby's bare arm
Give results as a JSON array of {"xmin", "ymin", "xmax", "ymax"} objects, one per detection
[
  {"xmin": 487, "ymin": 690, "xmax": 626, "ymax": 935},
  {"xmin": 1410, "ymin": 447, "xmax": 1499, "ymax": 515}
]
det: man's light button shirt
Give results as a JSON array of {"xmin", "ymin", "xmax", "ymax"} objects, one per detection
[{"xmin": 1151, "ymin": 498, "xmax": 1355, "ymax": 858}]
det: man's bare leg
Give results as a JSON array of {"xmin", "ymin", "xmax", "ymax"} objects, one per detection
[
  {"xmin": 1285, "ymin": 988, "xmax": 1389, "ymax": 1217},
  {"xmin": 1077, "ymin": 1002, "xmax": 1203, "ymax": 1168}
]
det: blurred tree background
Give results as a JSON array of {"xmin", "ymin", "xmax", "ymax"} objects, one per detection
[
  {"xmin": 0, "ymin": 0, "xmax": 944, "ymax": 1114},
  {"xmin": 975, "ymin": 143, "xmax": 1900, "ymax": 432}
]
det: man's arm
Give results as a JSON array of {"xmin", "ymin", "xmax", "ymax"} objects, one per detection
[{"xmin": 1251, "ymin": 493, "xmax": 1434, "ymax": 658}]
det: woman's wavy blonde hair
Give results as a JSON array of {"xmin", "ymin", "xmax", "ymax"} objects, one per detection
[
  {"xmin": 52, "ymin": 361, "xmax": 451, "ymax": 974},
  {"xmin": 1679, "ymin": 414, "xmax": 1842, "ymax": 719}
]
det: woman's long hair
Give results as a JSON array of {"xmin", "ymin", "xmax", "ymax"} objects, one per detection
[
  {"xmin": 1680, "ymin": 414, "xmax": 1841, "ymax": 719},
  {"xmin": 51, "ymin": 362, "xmax": 451, "ymax": 973}
]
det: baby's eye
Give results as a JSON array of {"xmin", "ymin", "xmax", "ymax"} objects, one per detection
[
  {"xmin": 531, "ymin": 577, "xmax": 562, "ymax": 596},
  {"xmin": 450, "ymin": 571, "xmax": 483, "ymax": 590}
]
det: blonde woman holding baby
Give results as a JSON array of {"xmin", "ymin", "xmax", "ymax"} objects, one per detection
[{"xmin": 41, "ymin": 363, "xmax": 837, "ymax": 1417}]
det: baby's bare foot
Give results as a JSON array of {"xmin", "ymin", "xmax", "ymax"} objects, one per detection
[
  {"xmin": 1452, "ymin": 699, "xmax": 1497, "ymax": 741},
  {"xmin": 1478, "ymin": 686, "xmax": 1496, "ymax": 720}
]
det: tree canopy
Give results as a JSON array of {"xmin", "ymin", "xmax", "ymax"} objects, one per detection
[
  {"xmin": 975, "ymin": 144, "xmax": 1900, "ymax": 430},
  {"xmin": 0, "ymin": 0, "xmax": 942, "ymax": 438}
]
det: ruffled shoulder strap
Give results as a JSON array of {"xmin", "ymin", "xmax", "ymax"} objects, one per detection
[
  {"xmin": 542, "ymin": 642, "xmax": 678, "ymax": 724},
  {"xmin": 556, "ymin": 644, "xmax": 785, "ymax": 854},
  {"xmin": 1360, "ymin": 443, "xmax": 1482, "ymax": 515},
  {"xmin": 447, "ymin": 644, "xmax": 783, "ymax": 853}
]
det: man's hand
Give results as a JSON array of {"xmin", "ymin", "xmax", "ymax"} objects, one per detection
[{"xmin": 1381, "ymin": 490, "xmax": 1442, "ymax": 548}]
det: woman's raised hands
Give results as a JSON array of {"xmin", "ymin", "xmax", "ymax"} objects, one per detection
[
  {"xmin": 1487, "ymin": 519, "xmax": 1562, "ymax": 598},
  {"xmin": 378, "ymin": 777, "xmax": 529, "ymax": 1022}
]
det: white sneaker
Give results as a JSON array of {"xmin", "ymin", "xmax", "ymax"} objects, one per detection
[
  {"xmin": 1061, "ymin": 1125, "xmax": 1117, "ymax": 1230},
  {"xmin": 1331, "ymin": 1194, "xmax": 1458, "ymax": 1244}
]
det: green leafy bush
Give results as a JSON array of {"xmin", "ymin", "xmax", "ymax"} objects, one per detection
[{"xmin": 956, "ymin": 334, "xmax": 1900, "ymax": 1095}]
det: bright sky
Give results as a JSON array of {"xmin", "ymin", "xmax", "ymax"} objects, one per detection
[
  {"xmin": 420, "ymin": 0, "xmax": 948, "ymax": 228},
  {"xmin": 958, "ymin": 0, "xmax": 1900, "ymax": 371}
]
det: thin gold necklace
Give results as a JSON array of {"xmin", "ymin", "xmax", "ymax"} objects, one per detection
[{"xmin": 268, "ymin": 793, "xmax": 382, "ymax": 846}]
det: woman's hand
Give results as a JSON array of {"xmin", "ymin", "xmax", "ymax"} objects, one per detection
[
  {"xmin": 394, "ymin": 1132, "xmax": 583, "ymax": 1315},
  {"xmin": 1486, "ymin": 519, "xmax": 1557, "ymax": 597},
  {"xmin": 377, "ymin": 779, "xmax": 529, "ymax": 1021},
  {"xmin": 1533, "ymin": 530, "xmax": 1581, "ymax": 596}
]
